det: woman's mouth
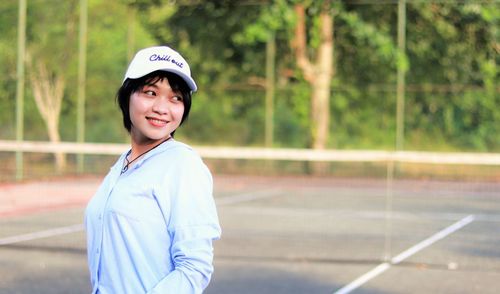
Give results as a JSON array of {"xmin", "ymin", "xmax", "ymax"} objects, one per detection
[{"xmin": 147, "ymin": 117, "xmax": 168, "ymax": 127}]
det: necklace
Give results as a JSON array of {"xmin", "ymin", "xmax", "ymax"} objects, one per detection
[{"xmin": 121, "ymin": 137, "xmax": 171, "ymax": 174}]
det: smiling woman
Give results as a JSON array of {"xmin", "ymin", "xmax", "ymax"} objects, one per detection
[
  {"xmin": 117, "ymin": 71, "xmax": 193, "ymax": 140},
  {"xmin": 84, "ymin": 46, "xmax": 221, "ymax": 294}
]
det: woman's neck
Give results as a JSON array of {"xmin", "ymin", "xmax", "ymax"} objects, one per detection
[{"xmin": 130, "ymin": 135, "xmax": 171, "ymax": 159}]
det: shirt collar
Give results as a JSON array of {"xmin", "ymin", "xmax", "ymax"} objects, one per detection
[{"xmin": 127, "ymin": 138, "xmax": 176, "ymax": 171}]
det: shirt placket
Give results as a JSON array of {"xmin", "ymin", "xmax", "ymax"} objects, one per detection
[{"xmin": 93, "ymin": 165, "xmax": 122, "ymax": 293}]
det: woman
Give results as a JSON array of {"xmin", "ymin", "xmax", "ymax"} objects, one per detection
[{"xmin": 85, "ymin": 46, "xmax": 221, "ymax": 294}]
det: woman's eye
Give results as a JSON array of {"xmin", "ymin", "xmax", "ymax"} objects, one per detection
[
  {"xmin": 144, "ymin": 90, "xmax": 156, "ymax": 96},
  {"xmin": 173, "ymin": 96, "xmax": 183, "ymax": 102}
]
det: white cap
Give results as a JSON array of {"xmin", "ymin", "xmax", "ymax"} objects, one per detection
[{"xmin": 123, "ymin": 46, "xmax": 197, "ymax": 92}]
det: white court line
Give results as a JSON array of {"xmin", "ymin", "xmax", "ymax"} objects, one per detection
[
  {"xmin": 0, "ymin": 190, "xmax": 279, "ymax": 246},
  {"xmin": 0, "ymin": 224, "xmax": 84, "ymax": 246},
  {"xmin": 333, "ymin": 214, "xmax": 475, "ymax": 294},
  {"xmin": 221, "ymin": 206, "xmax": 493, "ymax": 222},
  {"xmin": 216, "ymin": 189, "xmax": 282, "ymax": 205}
]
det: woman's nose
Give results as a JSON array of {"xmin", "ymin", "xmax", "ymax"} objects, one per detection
[{"xmin": 152, "ymin": 97, "xmax": 169, "ymax": 114}]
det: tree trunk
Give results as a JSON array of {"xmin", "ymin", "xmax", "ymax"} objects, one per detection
[
  {"xmin": 292, "ymin": 3, "xmax": 334, "ymax": 175},
  {"xmin": 28, "ymin": 59, "xmax": 67, "ymax": 172},
  {"xmin": 46, "ymin": 112, "xmax": 66, "ymax": 173},
  {"xmin": 293, "ymin": 3, "xmax": 334, "ymax": 150}
]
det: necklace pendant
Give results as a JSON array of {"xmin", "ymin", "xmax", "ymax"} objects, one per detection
[{"xmin": 121, "ymin": 137, "xmax": 171, "ymax": 175}]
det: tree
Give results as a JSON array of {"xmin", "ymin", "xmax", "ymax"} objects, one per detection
[
  {"xmin": 24, "ymin": 0, "xmax": 79, "ymax": 171},
  {"xmin": 26, "ymin": 57, "xmax": 68, "ymax": 171},
  {"xmin": 291, "ymin": 1, "xmax": 334, "ymax": 150}
]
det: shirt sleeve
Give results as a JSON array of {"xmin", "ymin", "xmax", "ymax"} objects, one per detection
[{"xmin": 147, "ymin": 151, "xmax": 221, "ymax": 294}]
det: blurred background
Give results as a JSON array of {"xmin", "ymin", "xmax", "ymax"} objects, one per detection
[
  {"xmin": 0, "ymin": 1, "xmax": 499, "ymax": 293},
  {"xmin": 0, "ymin": 0, "xmax": 498, "ymax": 180}
]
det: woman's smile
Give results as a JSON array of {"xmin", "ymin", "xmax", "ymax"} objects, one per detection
[
  {"xmin": 146, "ymin": 116, "xmax": 168, "ymax": 127},
  {"xmin": 129, "ymin": 78, "xmax": 185, "ymax": 145}
]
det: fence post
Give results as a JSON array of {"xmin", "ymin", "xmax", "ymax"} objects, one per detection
[
  {"xmin": 16, "ymin": 0, "xmax": 27, "ymax": 181},
  {"xmin": 265, "ymin": 33, "xmax": 276, "ymax": 147},
  {"xmin": 77, "ymin": 0, "xmax": 88, "ymax": 173},
  {"xmin": 396, "ymin": 0, "xmax": 406, "ymax": 151}
]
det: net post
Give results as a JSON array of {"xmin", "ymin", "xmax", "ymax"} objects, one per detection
[{"xmin": 383, "ymin": 157, "xmax": 395, "ymax": 262}]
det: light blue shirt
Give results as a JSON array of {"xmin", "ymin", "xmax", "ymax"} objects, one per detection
[{"xmin": 85, "ymin": 139, "xmax": 221, "ymax": 294}]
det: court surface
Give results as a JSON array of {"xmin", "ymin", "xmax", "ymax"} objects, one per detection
[{"xmin": 0, "ymin": 174, "xmax": 499, "ymax": 293}]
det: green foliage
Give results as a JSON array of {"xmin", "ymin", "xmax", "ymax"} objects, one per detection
[
  {"xmin": 403, "ymin": 2, "xmax": 499, "ymax": 151},
  {"xmin": 82, "ymin": 0, "xmax": 156, "ymax": 143},
  {"xmin": 233, "ymin": 0, "xmax": 295, "ymax": 44},
  {"xmin": 26, "ymin": 0, "xmax": 79, "ymax": 74},
  {"xmin": 274, "ymin": 82, "xmax": 311, "ymax": 148},
  {"xmin": 0, "ymin": 0, "xmax": 498, "ymax": 152},
  {"xmin": 0, "ymin": 2, "xmax": 18, "ymax": 139}
]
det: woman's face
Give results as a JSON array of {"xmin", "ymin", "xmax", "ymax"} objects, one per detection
[{"xmin": 129, "ymin": 77, "xmax": 185, "ymax": 145}]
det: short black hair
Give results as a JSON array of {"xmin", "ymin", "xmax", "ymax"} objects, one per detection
[{"xmin": 117, "ymin": 71, "xmax": 192, "ymax": 136}]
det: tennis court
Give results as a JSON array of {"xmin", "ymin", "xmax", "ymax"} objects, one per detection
[{"xmin": 1, "ymin": 172, "xmax": 499, "ymax": 293}]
